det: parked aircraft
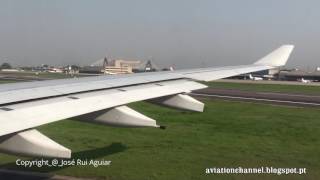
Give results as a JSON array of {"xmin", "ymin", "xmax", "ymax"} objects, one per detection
[
  {"xmin": 0, "ymin": 45, "xmax": 294, "ymax": 158},
  {"xmin": 299, "ymin": 78, "xmax": 312, "ymax": 83},
  {"xmin": 249, "ymin": 74, "xmax": 263, "ymax": 81}
]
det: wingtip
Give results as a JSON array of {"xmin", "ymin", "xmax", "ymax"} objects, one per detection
[
  {"xmin": 282, "ymin": 44, "xmax": 295, "ymax": 50},
  {"xmin": 254, "ymin": 44, "xmax": 295, "ymax": 67}
]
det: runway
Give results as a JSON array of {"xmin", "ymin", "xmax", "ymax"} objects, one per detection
[
  {"xmin": 216, "ymin": 79, "xmax": 320, "ymax": 86},
  {"xmin": 191, "ymin": 88, "xmax": 320, "ymax": 107}
]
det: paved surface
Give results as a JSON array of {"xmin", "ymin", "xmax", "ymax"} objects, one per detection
[
  {"xmin": 192, "ymin": 88, "xmax": 320, "ymax": 107},
  {"xmin": 216, "ymin": 79, "xmax": 320, "ymax": 86}
]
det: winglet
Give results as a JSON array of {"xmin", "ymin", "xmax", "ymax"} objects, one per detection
[{"xmin": 254, "ymin": 45, "xmax": 294, "ymax": 67}]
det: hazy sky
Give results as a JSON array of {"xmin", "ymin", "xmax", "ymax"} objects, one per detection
[{"xmin": 0, "ymin": 0, "xmax": 319, "ymax": 69}]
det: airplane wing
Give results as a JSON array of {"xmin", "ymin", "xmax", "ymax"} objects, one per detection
[{"xmin": 0, "ymin": 45, "xmax": 294, "ymax": 158}]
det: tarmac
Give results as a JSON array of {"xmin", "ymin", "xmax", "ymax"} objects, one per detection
[
  {"xmin": 216, "ymin": 79, "xmax": 320, "ymax": 86},
  {"xmin": 192, "ymin": 88, "xmax": 320, "ymax": 107}
]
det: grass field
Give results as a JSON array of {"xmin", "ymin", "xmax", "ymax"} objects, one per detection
[
  {"xmin": 0, "ymin": 80, "xmax": 19, "ymax": 84},
  {"xmin": 0, "ymin": 99, "xmax": 319, "ymax": 180},
  {"xmin": 204, "ymin": 81, "xmax": 320, "ymax": 95},
  {"xmin": 0, "ymin": 71, "xmax": 84, "ymax": 80}
]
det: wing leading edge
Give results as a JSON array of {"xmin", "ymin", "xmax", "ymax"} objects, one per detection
[
  {"xmin": 179, "ymin": 45, "xmax": 294, "ymax": 81},
  {"xmin": 0, "ymin": 45, "xmax": 294, "ymax": 158}
]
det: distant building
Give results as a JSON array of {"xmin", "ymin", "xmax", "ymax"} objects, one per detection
[
  {"xmin": 82, "ymin": 56, "xmax": 150, "ymax": 74},
  {"xmin": 134, "ymin": 60, "xmax": 158, "ymax": 72},
  {"xmin": 103, "ymin": 59, "xmax": 141, "ymax": 74},
  {"xmin": 80, "ymin": 58, "xmax": 141, "ymax": 75},
  {"xmin": 279, "ymin": 70, "xmax": 320, "ymax": 81},
  {"xmin": 145, "ymin": 60, "xmax": 152, "ymax": 72}
]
